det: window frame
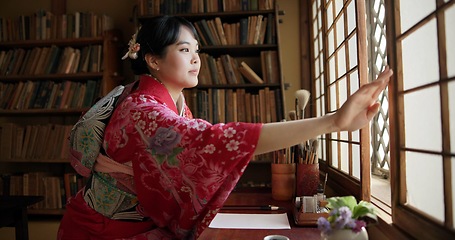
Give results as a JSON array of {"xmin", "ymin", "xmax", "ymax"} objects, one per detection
[
  {"xmin": 385, "ymin": 0, "xmax": 454, "ymax": 238},
  {"xmin": 301, "ymin": 0, "xmax": 455, "ymax": 238},
  {"xmin": 304, "ymin": 0, "xmax": 371, "ymax": 201}
]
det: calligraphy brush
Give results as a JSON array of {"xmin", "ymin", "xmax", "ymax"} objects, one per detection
[{"xmin": 295, "ymin": 89, "xmax": 310, "ymax": 120}]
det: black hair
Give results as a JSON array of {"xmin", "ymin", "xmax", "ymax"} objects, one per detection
[{"xmin": 129, "ymin": 15, "xmax": 198, "ymax": 75}]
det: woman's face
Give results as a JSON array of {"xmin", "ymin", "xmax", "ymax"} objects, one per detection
[{"xmin": 154, "ymin": 26, "xmax": 200, "ymax": 91}]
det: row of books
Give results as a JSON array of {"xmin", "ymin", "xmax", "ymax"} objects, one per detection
[
  {"xmin": 184, "ymin": 87, "xmax": 283, "ymax": 124},
  {"xmin": 199, "ymin": 51, "xmax": 279, "ymax": 85},
  {"xmin": 0, "ymin": 10, "xmax": 114, "ymax": 42},
  {"xmin": 0, "ymin": 123, "xmax": 72, "ymax": 161},
  {"xmin": 0, "ymin": 44, "xmax": 103, "ymax": 76},
  {"xmin": 0, "ymin": 172, "xmax": 86, "ymax": 210},
  {"xmin": 138, "ymin": 0, "xmax": 275, "ymax": 15},
  {"xmin": 0, "ymin": 80, "xmax": 100, "ymax": 110},
  {"xmin": 194, "ymin": 14, "xmax": 276, "ymax": 46}
]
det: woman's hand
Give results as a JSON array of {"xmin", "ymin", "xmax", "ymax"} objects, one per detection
[
  {"xmin": 333, "ymin": 66, "xmax": 393, "ymax": 132},
  {"xmin": 254, "ymin": 67, "xmax": 393, "ymax": 155}
]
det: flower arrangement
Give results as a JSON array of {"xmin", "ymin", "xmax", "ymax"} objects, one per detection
[{"xmin": 317, "ymin": 196, "xmax": 377, "ymax": 235}]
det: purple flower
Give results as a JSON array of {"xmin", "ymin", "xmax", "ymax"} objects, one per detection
[
  {"xmin": 338, "ymin": 206, "xmax": 352, "ymax": 219},
  {"xmin": 148, "ymin": 127, "xmax": 181, "ymax": 155},
  {"xmin": 318, "ymin": 196, "xmax": 377, "ymax": 235},
  {"xmin": 333, "ymin": 216, "xmax": 348, "ymax": 229},
  {"xmin": 345, "ymin": 219, "xmax": 357, "ymax": 229},
  {"xmin": 332, "ymin": 206, "xmax": 352, "ymax": 229},
  {"xmin": 317, "ymin": 217, "xmax": 331, "ymax": 234},
  {"xmin": 352, "ymin": 220, "xmax": 366, "ymax": 233}
]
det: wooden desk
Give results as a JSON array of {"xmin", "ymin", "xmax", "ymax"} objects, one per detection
[
  {"xmin": 199, "ymin": 192, "xmax": 321, "ymax": 240},
  {"xmin": 0, "ymin": 195, "xmax": 44, "ymax": 240}
]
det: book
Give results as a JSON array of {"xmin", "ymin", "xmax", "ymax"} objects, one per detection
[
  {"xmin": 0, "ymin": 123, "xmax": 14, "ymax": 160},
  {"xmin": 44, "ymin": 45, "xmax": 61, "ymax": 74},
  {"xmin": 45, "ymin": 82, "xmax": 60, "ymax": 109},
  {"xmin": 215, "ymin": 58, "xmax": 228, "ymax": 84},
  {"xmin": 198, "ymin": 19, "xmax": 216, "ymax": 46},
  {"xmin": 33, "ymin": 81, "xmax": 52, "ymax": 109},
  {"xmin": 220, "ymin": 55, "xmax": 237, "ymax": 84},
  {"xmin": 59, "ymin": 81, "xmax": 73, "ymax": 109},
  {"xmin": 247, "ymin": 15, "xmax": 257, "ymax": 44},
  {"xmin": 0, "ymin": 83, "xmax": 15, "ymax": 108},
  {"xmin": 11, "ymin": 48, "xmax": 26, "ymax": 75},
  {"xmin": 83, "ymin": 80, "xmax": 98, "ymax": 107},
  {"xmin": 78, "ymin": 45, "xmax": 92, "ymax": 72},
  {"xmin": 21, "ymin": 125, "xmax": 32, "ymax": 159},
  {"xmin": 214, "ymin": 17, "xmax": 228, "ymax": 45},
  {"xmin": 22, "ymin": 47, "xmax": 40, "ymax": 75},
  {"xmin": 63, "ymin": 48, "xmax": 76, "ymax": 74},
  {"xmin": 13, "ymin": 125, "xmax": 25, "ymax": 158},
  {"xmin": 252, "ymin": 15, "xmax": 264, "ymax": 44},
  {"xmin": 207, "ymin": 55, "xmax": 220, "ymax": 84},
  {"xmin": 16, "ymin": 80, "xmax": 34, "ymax": 109},
  {"xmin": 28, "ymin": 81, "xmax": 43, "ymax": 109},
  {"xmin": 7, "ymin": 81, "xmax": 25, "ymax": 109},
  {"xmin": 17, "ymin": 48, "xmax": 32, "ymax": 75},
  {"xmin": 33, "ymin": 46, "xmax": 50, "ymax": 74},
  {"xmin": 239, "ymin": 18, "xmax": 248, "ymax": 45},
  {"xmin": 239, "ymin": 61, "xmax": 264, "ymax": 84},
  {"xmin": 27, "ymin": 47, "xmax": 43, "ymax": 75},
  {"xmin": 231, "ymin": 57, "xmax": 245, "ymax": 84},
  {"xmin": 0, "ymin": 50, "xmax": 13, "ymax": 75},
  {"xmin": 257, "ymin": 17, "xmax": 268, "ymax": 44},
  {"xmin": 207, "ymin": 19, "xmax": 221, "ymax": 45},
  {"xmin": 25, "ymin": 125, "xmax": 39, "ymax": 159}
]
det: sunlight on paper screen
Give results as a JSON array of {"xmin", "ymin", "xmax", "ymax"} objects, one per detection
[
  {"xmin": 405, "ymin": 151, "xmax": 444, "ymax": 223},
  {"xmin": 404, "ymin": 86, "xmax": 442, "ymax": 152},
  {"xmin": 402, "ymin": 19, "xmax": 439, "ymax": 90},
  {"xmin": 400, "ymin": 0, "xmax": 435, "ymax": 34}
]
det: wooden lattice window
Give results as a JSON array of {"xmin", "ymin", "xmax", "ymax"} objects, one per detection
[
  {"xmin": 386, "ymin": 0, "xmax": 455, "ymax": 238},
  {"xmin": 309, "ymin": 0, "xmax": 370, "ymax": 199},
  {"xmin": 366, "ymin": 0, "xmax": 392, "ymax": 213}
]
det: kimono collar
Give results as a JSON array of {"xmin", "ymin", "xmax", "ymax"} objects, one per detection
[{"xmin": 137, "ymin": 75, "xmax": 185, "ymax": 116}]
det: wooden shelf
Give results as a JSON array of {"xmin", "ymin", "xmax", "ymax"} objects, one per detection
[
  {"xmin": 0, "ymin": 28, "xmax": 123, "ymax": 215},
  {"xmin": 201, "ymin": 44, "xmax": 278, "ymax": 56},
  {"xmin": 0, "ymin": 36, "xmax": 104, "ymax": 48},
  {"xmin": 138, "ymin": 9, "xmax": 275, "ymax": 22},
  {"xmin": 0, "ymin": 72, "xmax": 104, "ymax": 81}
]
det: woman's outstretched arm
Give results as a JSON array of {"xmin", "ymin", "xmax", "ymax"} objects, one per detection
[{"xmin": 254, "ymin": 66, "xmax": 393, "ymax": 155}]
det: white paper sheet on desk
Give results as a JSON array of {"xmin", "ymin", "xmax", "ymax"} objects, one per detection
[{"xmin": 208, "ymin": 213, "xmax": 291, "ymax": 229}]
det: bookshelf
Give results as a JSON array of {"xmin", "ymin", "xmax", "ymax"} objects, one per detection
[
  {"xmin": 0, "ymin": 10, "xmax": 123, "ymax": 215},
  {"xmin": 137, "ymin": 0, "xmax": 285, "ymax": 189}
]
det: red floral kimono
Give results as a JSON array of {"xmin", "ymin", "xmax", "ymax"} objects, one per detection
[{"xmin": 58, "ymin": 75, "xmax": 262, "ymax": 240}]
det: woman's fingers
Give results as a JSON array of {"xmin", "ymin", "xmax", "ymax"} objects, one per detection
[
  {"xmin": 372, "ymin": 67, "xmax": 393, "ymax": 97},
  {"xmin": 361, "ymin": 67, "xmax": 393, "ymax": 101},
  {"xmin": 366, "ymin": 102, "xmax": 381, "ymax": 120}
]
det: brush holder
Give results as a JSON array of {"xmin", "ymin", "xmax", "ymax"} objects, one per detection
[
  {"xmin": 271, "ymin": 163, "xmax": 296, "ymax": 201},
  {"xmin": 296, "ymin": 163, "xmax": 319, "ymax": 196}
]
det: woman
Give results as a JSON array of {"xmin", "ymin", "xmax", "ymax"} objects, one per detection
[{"xmin": 58, "ymin": 15, "xmax": 393, "ymax": 239}]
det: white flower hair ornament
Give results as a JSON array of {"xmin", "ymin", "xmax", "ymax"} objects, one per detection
[{"xmin": 122, "ymin": 33, "xmax": 140, "ymax": 60}]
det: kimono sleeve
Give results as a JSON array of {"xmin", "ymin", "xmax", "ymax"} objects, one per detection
[{"xmin": 123, "ymin": 94, "xmax": 262, "ymax": 238}]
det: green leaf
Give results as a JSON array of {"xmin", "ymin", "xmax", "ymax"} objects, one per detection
[
  {"xmin": 166, "ymin": 148, "xmax": 184, "ymax": 167},
  {"xmin": 327, "ymin": 196, "xmax": 357, "ymax": 211},
  {"xmin": 352, "ymin": 205, "xmax": 370, "ymax": 219},
  {"xmin": 155, "ymin": 153, "xmax": 166, "ymax": 165},
  {"xmin": 354, "ymin": 201, "xmax": 377, "ymax": 221}
]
